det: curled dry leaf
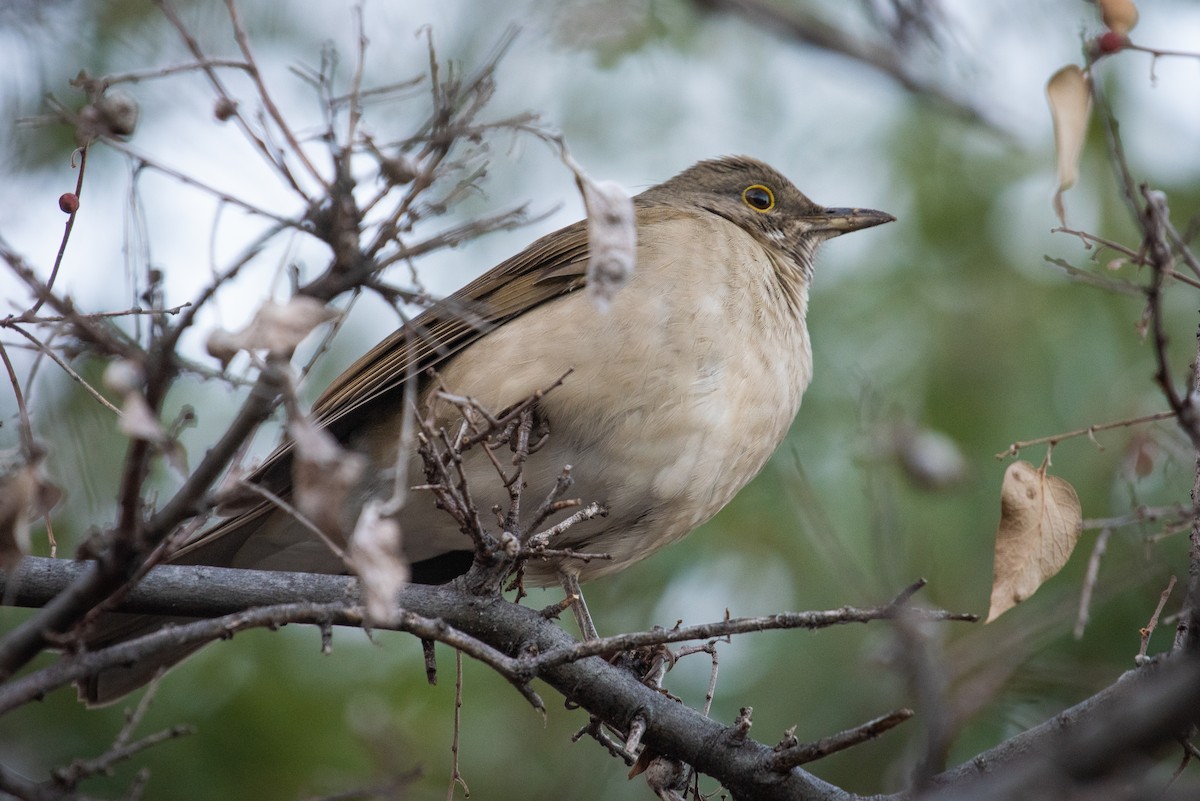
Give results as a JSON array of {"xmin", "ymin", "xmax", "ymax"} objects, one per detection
[
  {"xmin": 349, "ymin": 500, "xmax": 408, "ymax": 626},
  {"xmin": 289, "ymin": 416, "xmax": 366, "ymax": 545},
  {"xmin": 986, "ymin": 460, "xmax": 1083, "ymax": 622},
  {"xmin": 0, "ymin": 462, "xmax": 37, "ymax": 568},
  {"xmin": 1098, "ymin": 0, "xmax": 1139, "ymax": 36},
  {"xmin": 118, "ymin": 393, "xmax": 168, "ymax": 442},
  {"xmin": 577, "ymin": 176, "xmax": 637, "ymax": 312},
  {"xmin": 93, "ymin": 89, "xmax": 140, "ymax": 137},
  {"xmin": 1047, "ymin": 65, "xmax": 1092, "ymax": 227},
  {"xmin": 77, "ymin": 89, "xmax": 140, "ymax": 142},
  {"xmin": 0, "ymin": 451, "xmax": 63, "ymax": 569},
  {"xmin": 103, "ymin": 360, "xmax": 169, "ymax": 443},
  {"xmin": 206, "ymin": 297, "xmax": 340, "ymax": 368}
]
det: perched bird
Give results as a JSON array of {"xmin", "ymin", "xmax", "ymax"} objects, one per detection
[{"xmin": 82, "ymin": 155, "xmax": 893, "ymax": 704}]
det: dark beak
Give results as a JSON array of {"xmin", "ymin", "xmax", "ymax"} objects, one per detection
[{"xmin": 809, "ymin": 207, "xmax": 896, "ymax": 236}]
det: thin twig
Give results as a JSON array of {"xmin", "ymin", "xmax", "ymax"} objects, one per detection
[
  {"xmin": 34, "ymin": 145, "xmax": 88, "ymax": 314},
  {"xmin": 53, "ymin": 681, "xmax": 194, "ymax": 788},
  {"xmin": 154, "ymin": 0, "xmax": 312, "ymax": 199},
  {"xmin": 224, "ymin": 0, "xmax": 328, "ymax": 192},
  {"xmin": 237, "ymin": 481, "xmax": 350, "ymax": 566},
  {"xmin": 0, "ymin": 340, "xmax": 35, "ymax": 457},
  {"xmin": 1140, "ymin": 575, "xmax": 1176, "ymax": 661},
  {"xmin": 446, "ymin": 649, "xmax": 470, "ymax": 801},
  {"xmin": 996, "ymin": 410, "xmax": 1177, "ymax": 459},
  {"xmin": 5, "ymin": 324, "xmax": 122, "ymax": 417},
  {"xmin": 532, "ymin": 587, "xmax": 976, "ymax": 670},
  {"xmin": 769, "ymin": 708, "xmax": 914, "ymax": 771},
  {"xmin": 1075, "ymin": 528, "xmax": 1111, "ymax": 640}
]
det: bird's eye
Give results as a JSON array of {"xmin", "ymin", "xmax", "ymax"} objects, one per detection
[{"xmin": 741, "ymin": 184, "xmax": 775, "ymax": 212}]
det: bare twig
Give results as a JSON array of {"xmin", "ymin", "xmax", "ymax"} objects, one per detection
[
  {"xmin": 1076, "ymin": 528, "xmax": 1112, "ymax": 640},
  {"xmin": 996, "ymin": 410, "xmax": 1177, "ymax": 459},
  {"xmin": 0, "ymin": 596, "xmax": 537, "ymax": 715},
  {"xmin": 154, "ymin": 0, "xmax": 312, "ymax": 199},
  {"xmin": 4, "ymin": 323, "xmax": 122, "ymax": 416},
  {"xmin": 102, "ymin": 59, "xmax": 253, "ymax": 86},
  {"xmin": 52, "ymin": 681, "xmax": 193, "ymax": 789},
  {"xmin": 0, "ymin": 340, "xmax": 35, "ymax": 458},
  {"xmin": 768, "ymin": 708, "xmax": 914, "ymax": 771},
  {"xmin": 1140, "ymin": 575, "xmax": 1177, "ymax": 662},
  {"xmin": 224, "ymin": 0, "xmax": 328, "ymax": 193},
  {"xmin": 34, "ymin": 145, "xmax": 89, "ymax": 314},
  {"xmin": 238, "ymin": 480, "xmax": 350, "ymax": 566},
  {"xmin": 531, "ymin": 584, "xmax": 975, "ymax": 671},
  {"xmin": 446, "ymin": 649, "xmax": 470, "ymax": 801}
]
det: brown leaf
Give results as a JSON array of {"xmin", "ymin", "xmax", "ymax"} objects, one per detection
[
  {"xmin": 0, "ymin": 462, "xmax": 36, "ymax": 568},
  {"xmin": 1047, "ymin": 65, "xmax": 1092, "ymax": 226},
  {"xmin": 289, "ymin": 416, "xmax": 366, "ymax": 544},
  {"xmin": 1098, "ymin": 0, "xmax": 1139, "ymax": 36},
  {"xmin": 206, "ymin": 297, "xmax": 340, "ymax": 368},
  {"xmin": 348, "ymin": 500, "xmax": 408, "ymax": 626},
  {"xmin": 987, "ymin": 460, "xmax": 1084, "ymax": 622},
  {"xmin": 0, "ymin": 452, "xmax": 63, "ymax": 569}
]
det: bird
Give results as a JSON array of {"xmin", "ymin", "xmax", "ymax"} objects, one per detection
[{"xmin": 80, "ymin": 155, "xmax": 893, "ymax": 704}]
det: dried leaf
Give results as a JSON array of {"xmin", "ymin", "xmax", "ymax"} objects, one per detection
[
  {"xmin": 579, "ymin": 178, "xmax": 636, "ymax": 311},
  {"xmin": 0, "ymin": 452, "xmax": 63, "ymax": 569},
  {"xmin": 161, "ymin": 440, "xmax": 189, "ymax": 477},
  {"xmin": 1098, "ymin": 0, "xmax": 1139, "ymax": 36},
  {"xmin": 204, "ymin": 329, "xmax": 241, "ymax": 369},
  {"xmin": 289, "ymin": 416, "xmax": 366, "ymax": 543},
  {"xmin": 118, "ymin": 393, "xmax": 168, "ymax": 442},
  {"xmin": 102, "ymin": 359, "xmax": 168, "ymax": 442},
  {"xmin": 0, "ymin": 462, "xmax": 36, "ymax": 568},
  {"xmin": 349, "ymin": 500, "xmax": 408, "ymax": 626},
  {"xmin": 206, "ymin": 297, "xmax": 340, "ymax": 368},
  {"xmin": 1047, "ymin": 65, "xmax": 1092, "ymax": 226},
  {"xmin": 987, "ymin": 460, "xmax": 1084, "ymax": 622}
]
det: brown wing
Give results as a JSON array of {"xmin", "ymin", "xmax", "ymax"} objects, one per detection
[
  {"xmin": 312, "ymin": 217, "xmax": 591, "ymax": 432},
  {"xmin": 172, "ymin": 218, "xmax": 592, "ymax": 563}
]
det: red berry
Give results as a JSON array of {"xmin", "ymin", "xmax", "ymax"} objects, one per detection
[
  {"xmin": 58, "ymin": 193, "xmax": 79, "ymax": 214},
  {"xmin": 214, "ymin": 97, "xmax": 238, "ymax": 122},
  {"xmin": 1097, "ymin": 30, "xmax": 1127, "ymax": 54}
]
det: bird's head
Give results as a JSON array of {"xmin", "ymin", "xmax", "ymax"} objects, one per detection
[{"xmin": 636, "ymin": 155, "xmax": 894, "ymax": 279}]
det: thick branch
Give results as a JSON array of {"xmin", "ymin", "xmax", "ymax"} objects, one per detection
[
  {"xmin": 3, "ymin": 558, "xmax": 1199, "ymax": 800},
  {"xmin": 1, "ymin": 558, "xmax": 851, "ymax": 800},
  {"xmin": 923, "ymin": 656, "xmax": 1200, "ymax": 800},
  {"xmin": 0, "ymin": 369, "xmax": 286, "ymax": 680}
]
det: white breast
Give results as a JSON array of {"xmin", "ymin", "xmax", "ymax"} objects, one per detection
[{"xmin": 397, "ymin": 211, "xmax": 813, "ymax": 584}]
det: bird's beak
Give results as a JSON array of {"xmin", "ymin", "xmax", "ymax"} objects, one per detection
[{"xmin": 808, "ymin": 207, "xmax": 896, "ymax": 236}]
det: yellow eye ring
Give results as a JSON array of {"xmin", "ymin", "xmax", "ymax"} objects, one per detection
[{"xmin": 741, "ymin": 184, "xmax": 775, "ymax": 212}]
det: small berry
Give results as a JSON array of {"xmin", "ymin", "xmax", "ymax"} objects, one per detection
[
  {"xmin": 214, "ymin": 97, "xmax": 238, "ymax": 122},
  {"xmin": 58, "ymin": 193, "xmax": 79, "ymax": 214},
  {"xmin": 1097, "ymin": 30, "xmax": 1127, "ymax": 54}
]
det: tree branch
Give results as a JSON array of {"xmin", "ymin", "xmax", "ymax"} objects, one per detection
[{"xmin": 3, "ymin": 558, "xmax": 1198, "ymax": 800}]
